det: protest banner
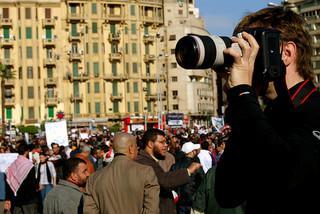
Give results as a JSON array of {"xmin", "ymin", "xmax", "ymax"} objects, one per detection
[
  {"xmin": 45, "ymin": 120, "xmax": 69, "ymax": 148},
  {"xmin": 211, "ymin": 116, "xmax": 225, "ymax": 133},
  {"xmin": 0, "ymin": 153, "xmax": 18, "ymax": 172}
]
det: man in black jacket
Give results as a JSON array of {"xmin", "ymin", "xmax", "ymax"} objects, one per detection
[{"xmin": 215, "ymin": 6, "xmax": 320, "ymax": 214}]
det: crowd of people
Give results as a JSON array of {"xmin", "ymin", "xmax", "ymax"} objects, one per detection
[{"xmin": 0, "ymin": 125, "xmax": 233, "ymax": 214}]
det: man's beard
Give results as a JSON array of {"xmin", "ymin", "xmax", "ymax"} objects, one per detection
[{"xmin": 153, "ymin": 147, "xmax": 165, "ymax": 160}]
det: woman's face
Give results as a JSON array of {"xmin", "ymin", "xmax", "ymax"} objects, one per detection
[{"xmin": 40, "ymin": 154, "xmax": 47, "ymax": 163}]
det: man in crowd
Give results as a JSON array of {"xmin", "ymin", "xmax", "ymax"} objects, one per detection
[
  {"xmin": 215, "ymin": 6, "xmax": 320, "ymax": 214},
  {"xmin": 43, "ymin": 157, "xmax": 89, "ymax": 214},
  {"xmin": 136, "ymin": 128, "xmax": 201, "ymax": 214},
  {"xmin": 6, "ymin": 142, "xmax": 39, "ymax": 214},
  {"xmin": 84, "ymin": 133, "xmax": 160, "ymax": 214}
]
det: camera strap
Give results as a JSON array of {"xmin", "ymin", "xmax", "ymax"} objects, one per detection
[{"xmin": 290, "ymin": 79, "xmax": 317, "ymax": 108}]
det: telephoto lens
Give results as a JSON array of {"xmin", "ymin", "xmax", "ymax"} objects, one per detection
[{"xmin": 175, "ymin": 34, "xmax": 234, "ymax": 69}]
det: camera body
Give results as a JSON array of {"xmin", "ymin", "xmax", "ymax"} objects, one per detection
[{"xmin": 175, "ymin": 28, "xmax": 284, "ymax": 82}]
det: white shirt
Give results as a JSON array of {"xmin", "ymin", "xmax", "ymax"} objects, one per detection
[
  {"xmin": 36, "ymin": 161, "xmax": 56, "ymax": 185},
  {"xmin": 198, "ymin": 150, "xmax": 212, "ymax": 173}
]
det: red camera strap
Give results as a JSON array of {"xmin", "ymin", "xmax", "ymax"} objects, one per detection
[{"xmin": 290, "ymin": 79, "xmax": 317, "ymax": 108}]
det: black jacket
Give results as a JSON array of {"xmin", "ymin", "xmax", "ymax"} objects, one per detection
[{"xmin": 215, "ymin": 80, "xmax": 320, "ymax": 214}]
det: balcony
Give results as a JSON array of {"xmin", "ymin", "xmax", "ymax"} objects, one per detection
[
  {"xmin": 68, "ymin": 73, "xmax": 89, "ymax": 82},
  {"xmin": 109, "ymin": 52, "xmax": 122, "ymax": 62},
  {"xmin": 108, "ymin": 33, "xmax": 120, "ymax": 43},
  {"xmin": 70, "ymin": 94, "xmax": 83, "ymax": 102},
  {"xmin": 0, "ymin": 18, "xmax": 12, "ymax": 27},
  {"xmin": 110, "ymin": 93, "xmax": 123, "ymax": 101},
  {"xmin": 43, "ymin": 58, "xmax": 56, "ymax": 67},
  {"xmin": 104, "ymin": 13, "xmax": 125, "ymax": 23},
  {"xmin": 4, "ymin": 79, "xmax": 14, "ymax": 88},
  {"xmin": 141, "ymin": 74, "xmax": 165, "ymax": 82},
  {"xmin": 67, "ymin": 13, "xmax": 85, "ymax": 22},
  {"xmin": 4, "ymin": 97, "xmax": 15, "ymax": 107},
  {"xmin": 145, "ymin": 94, "xmax": 157, "ymax": 101},
  {"xmin": 43, "ymin": 38, "xmax": 56, "ymax": 47},
  {"xmin": 45, "ymin": 94, "xmax": 58, "ymax": 107},
  {"xmin": 1, "ymin": 58, "xmax": 14, "ymax": 67},
  {"xmin": 42, "ymin": 18, "xmax": 55, "ymax": 27},
  {"xmin": 44, "ymin": 77, "xmax": 58, "ymax": 87},
  {"xmin": 69, "ymin": 34, "xmax": 81, "ymax": 41},
  {"xmin": 68, "ymin": 52, "xmax": 82, "ymax": 61},
  {"xmin": 143, "ymin": 54, "xmax": 156, "ymax": 63},
  {"xmin": 104, "ymin": 73, "xmax": 128, "ymax": 81},
  {"xmin": 143, "ymin": 35, "xmax": 155, "ymax": 44},
  {"xmin": 4, "ymin": 88, "xmax": 14, "ymax": 97},
  {"xmin": 0, "ymin": 38, "xmax": 14, "ymax": 47}
]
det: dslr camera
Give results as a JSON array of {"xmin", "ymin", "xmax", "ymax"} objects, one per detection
[{"xmin": 175, "ymin": 28, "xmax": 284, "ymax": 82}]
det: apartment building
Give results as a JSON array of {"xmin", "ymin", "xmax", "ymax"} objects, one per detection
[{"xmin": 0, "ymin": 0, "xmax": 215, "ymax": 130}]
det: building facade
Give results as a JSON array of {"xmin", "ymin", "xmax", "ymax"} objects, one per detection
[{"xmin": 0, "ymin": 0, "xmax": 215, "ymax": 130}]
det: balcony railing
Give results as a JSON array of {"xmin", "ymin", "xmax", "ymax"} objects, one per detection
[
  {"xmin": 110, "ymin": 93, "xmax": 123, "ymax": 101},
  {"xmin": 68, "ymin": 52, "xmax": 82, "ymax": 61},
  {"xmin": 44, "ymin": 77, "xmax": 58, "ymax": 87},
  {"xmin": 69, "ymin": 34, "xmax": 81, "ymax": 41},
  {"xmin": 143, "ymin": 35, "xmax": 155, "ymax": 44},
  {"xmin": 143, "ymin": 54, "xmax": 156, "ymax": 63},
  {"xmin": 104, "ymin": 73, "xmax": 128, "ymax": 81},
  {"xmin": 45, "ymin": 94, "xmax": 58, "ymax": 107},
  {"xmin": 4, "ymin": 79, "xmax": 15, "ymax": 88},
  {"xmin": 42, "ymin": 18, "xmax": 55, "ymax": 27},
  {"xmin": 68, "ymin": 73, "xmax": 89, "ymax": 82},
  {"xmin": 43, "ymin": 58, "xmax": 57, "ymax": 67},
  {"xmin": 109, "ymin": 52, "xmax": 122, "ymax": 62},
  {"xmin": 0, "ymin": 38, "xmax": 14, "ymax": 47},
  {"xmin": 0, "ymin": 18, "xmax": 12, "ymax": 26},
  {"xmin": 4, "ymin": 97, "xmax": 15, "ymax": 107},
  {"xmin": 70, "ymin": 94, "xmax": 84, "ymax": 102},
  {"xmin": 67, "ymin": 13, "xmax": 85, "ymax": 21},
  {"xmin": 108, "ymin": 33, "xmax": 121, "ymax": 43},
  {"xmin": 1, "ymin": 58, "xmax": 14, "ymax": 67},
  {"xmin": 43, "ymin": 38, "xmax": 56, "ymax": 47}
]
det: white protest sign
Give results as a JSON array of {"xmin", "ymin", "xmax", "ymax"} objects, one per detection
[
  {"xmin": 0, "ymin": 153, "xmax": 18, "ymax": 172},
  {"xmin": 211, "ymin": 117, "xmax": 225, "ymax": 133},
  {"xmin": 45, "ymin": 120, "xmax": 69, "ymax": 148}
]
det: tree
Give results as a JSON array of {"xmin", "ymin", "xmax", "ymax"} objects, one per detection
[{"xmin": 0, "ymin": 63, "xmax": 15, "ymax": 138}]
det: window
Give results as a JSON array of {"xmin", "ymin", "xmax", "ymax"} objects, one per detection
[
  {"xmin": 27, "ymin": 66, "xmax": 33, "ymax": 79},
  {"xmin": 26, "ymin": 27, "xmax": 32, "ymax": 39},
  {"xmin": 19, "ymin": 67, "xmax": 22, "ymax": 79},
  {"xmin": 20, "ymin": 87, "xmax": 23, "ymax": 99},
  {"xmin": 48, "ymin": 107, "xmax": 54, "ymax": 118},
  {"xmin": 147, "ymin": 101, "xmax": 151, "ymax": 112},
  {"xmin": 133, "ymin": 82, "xmax": 138, "ymax": 93},
  {"xmin": 4, "ymin": 49, "xmax": 10, "ymax": 59},
  {"xmin": 134, "ymin": 101, "xmax": 139, "ymax": 112},
  {"xmin": 26, "ymin": 47, "xmax": 33, "ymax": 58},
  {"xmin": 132, "ymin": 63, "xmax": 138, "ymax": 73},
  {"xmin": 6, "ymin": 108, "xmax": 12, "ymax": 120},
  {"xmin": 70, "ymin": 5, "xmax": 77, "ymax": 14},
  {"xmin": 25, "ymin": 8, "xmax": 31, "ymax": 19},
  {"xmin": 88, "ymin": 102, "xmax": 91, "ymax": 114},
  {"xmin": 95, "ymin": 102, "xmax": 101, "ymax": 114},
  {"xmin": 132, "ymin": 43, "xmax": 137, "ymax": 54},
  {"xmin": 113, "ymin": 101, "xmax": 119, "ymax": 113},
  {"xmin": 19, "ymin": 27, "xmax": 21, "ymax": 39},
  {"xmin": 172, "ymin": 90, "xmax": 178, "ymax": 96},
  {"xmin": 45, "ymin": 27, "xmax": 52, "ymax": 39},
  {"xmin": 28, "ymin": 107, "xmax": 35, "ymax": 119},
  {"xmin": 93, "ymin": 62, "xmax": 99, "ymax": 77},
  {"xmin": 92, "ymin": 42, "xmax": 99, "ymax": 54},
  {"xmin": 73, "ymin": 62, "xmax": 79, "ymax": 76},
  {"xmin": 131, "ymin": 23, "xmax": 136, "ymax": 34},
  {"xmin": 3, "ymin": 27, "xmax": 9, "ymax": 39},
  {"xmin": 3, "ymin": 8, "xmax": 9, "ymax": 18},
  {"xmin": 127, "ymin": 102, "xmax": 131, "ymax": 112},
  {"xmin": 92, "ymin": 3, "xmax": 97, "ymax": 14},
  {"xmin": 71, "ymin": 23, "xmax": 78, "ymax": 36},
  {"xmin": 170, "ymin": 76, "xmax": 177, "ymax": 83},
  {"xmin": 112, "ymin": 63, "xmax": 117, "ymax": 75},
  {"xmin": 169, "ymin": 35, "xmax": 176, "ymax": 40},
  {"xmin": 125, "ymin": 43, "xmax": 128, "ymax": 54},
  {"xmin": 130, "ymin": 5, "xmax": 136, "ymax": 16},
  {"xmin": 45, "ymin": 8, "xmax": 51, "ymax": 18},
  {"xmin": 173, "ymin": 104, "xmax": 179, "ymax": 110},
  {"xmin": 94, "ymin": 82, "xmax": 100, "ymax": 93},
  {"xmin": 92, "ymin": 22, "xmax": 98, "ymax": 33},
  {"xmin": 28, "ymin": 86, "xmax": 34, "ymax": 99},
  {"xmin": 112, "ymin": 81, "xmax": 118, "ymax": 95},
  {"xmin": 171, "ymin": 63, "xmax": 177, "ymax": 68},
  {"xmin": 126, "ymin": 82, "xmax": 130, "ymax": 93},
  {"xmin": 86, "ymin": 62, "xmax": 90, "ymax": 75},
  {"xmin": 87, "ymin": 82, "xmax": 90, "ymax": 93},
  {"xmin": 73, "ymin": 82, "xmax": 80, "ymax": 97},
  {"xmin": 47, "ymin": 67, "xmax": 53, "ymax": 78},
  {"xmin": 110, "ymin": 24, "xmax": 116, "ymax": 34},
  {"xmin": 74, "ymin": 102, "xmax": 80, "ymax": 114}
]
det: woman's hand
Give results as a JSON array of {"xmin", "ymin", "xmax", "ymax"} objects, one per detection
[{"xmin": 224, "ymin": 32, "xmax": 260, "ymax": 88}]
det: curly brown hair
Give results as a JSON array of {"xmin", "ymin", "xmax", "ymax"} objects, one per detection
[{"xmin": 234, "ymin": 6, "xmax": 314, "ymax": 80}]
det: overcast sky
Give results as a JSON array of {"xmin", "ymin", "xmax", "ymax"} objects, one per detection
[{"xmin": 196, "ymin": 0, "xmax": 283, "ymax": 36}]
